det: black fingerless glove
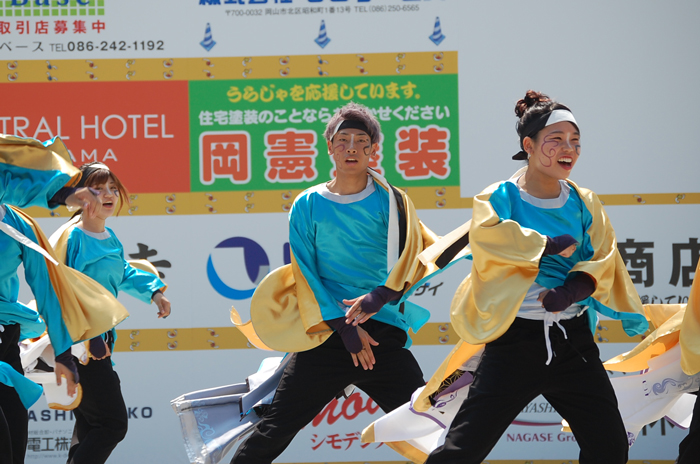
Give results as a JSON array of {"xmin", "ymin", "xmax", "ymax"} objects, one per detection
[
  {"xmin": 359, "ymin": 286, "xmax": 403, "ymax": 315},
  {"xmin": 47, "ymin": 187, "xmax": 77, "ymax": 208},
  {"xmin": 542, "ymin": 273, "xmax": 596, "ymax": 313},
  {"xmin": 326, "ymin": 317, "xmax": 363, "ymax": 354},
  {"xmin": 55, "ymin": 349, "xmax": 79, "ymax": 383},
  {"xmin": 543, "ymin": 234, "xmax": 578, "ymax": 257},
  {"xmin": 89, "ymin": 336, "xmax": 108, "ymax": 359}
]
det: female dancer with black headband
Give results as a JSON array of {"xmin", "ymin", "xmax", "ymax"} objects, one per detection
[{"xmin": 411, "ymin": 91, "xmax": 649, "ymax": 463}]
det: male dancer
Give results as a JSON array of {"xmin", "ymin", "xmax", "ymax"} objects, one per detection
[{"xmin": 230, "ymin": 102, "xmax": 436, "ymax": 464}]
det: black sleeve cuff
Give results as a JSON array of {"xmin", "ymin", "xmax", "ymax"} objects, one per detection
[
  {"xmin": 360, "ymin": 285, "xmax": 403, "ymax": 315},
  {"xmin": 326, "ymin": 317, "xmax": 363, "ymax": 354},
  {"xmin": 48, "ymin": 187, "xmax": 77, "ymax": 208},
  {"xmin": 55, "ymin": 348, "xmax": 79, "ymax": 383}
]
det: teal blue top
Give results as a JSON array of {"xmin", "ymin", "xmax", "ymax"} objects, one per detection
[
  {"xmin": 0, "ymin": 360, "xmax": 43, "ymax": 408},
  {"xmin": 489, "ymin": 179, "xmax": 594, "ymax": 290},
  {"xmin": 487, "ymin": 178, "xmax": 647, "ymax": 336},
  {"xmin": 0, "ymin": 161, "xmax": 71, "ymax": 209},
  {"xmin": 289, "ymin": 179, "xmax": 429, "ymax": 342},
  {"xmin": 398, "ymin": 177, "xmax": 647, "ymax": 337},
  {"xmin": 0, "ymin": 161, "xmax": 73, "ymax": 399},
  {"xmin": 0, "ymin": 206, "xmax": 72, "ymax": 353},
  {"xmin": 63, "ymin": 224, "xmax": 165, "ymax": 349}
]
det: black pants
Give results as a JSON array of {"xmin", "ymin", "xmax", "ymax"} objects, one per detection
[
  {"xmin": 66, "ymin": 356, "xmax": 128, "ymax": 464},
  {"xmin": 677, "ymin": 391, "xmax": 700, "ymax": 464},
  {"xmin": 426, "ymin": 315, "xmax": 629, "ymax": 464},
  {"xmin": 231, "ymin": 319, "xmax": 425, "ymax": 464},
  {"xmin": 0, "ymin": 324, "xmax": 27, "ymax": 464}
]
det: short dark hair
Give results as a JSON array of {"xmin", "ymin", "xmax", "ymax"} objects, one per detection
[{"xmin": 324, "ymin": 102, "xmax": 381, "ymax": 144}]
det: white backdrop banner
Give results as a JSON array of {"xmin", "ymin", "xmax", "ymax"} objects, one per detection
[{"xmin": 4, "ymin": 0, "xmax": 699, "ymax": 463}]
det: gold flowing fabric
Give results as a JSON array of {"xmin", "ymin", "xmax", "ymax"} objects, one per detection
[
  {"xmin": 231, "ymin": 171, "xmax": 438, "ymax": 353},
  {"xmin": 231, "ymin": 259, "xmax": 333, "ymax": 353},
  {"xmin": 605, "ymin": 262, "xmax": 700, "ymax": 375},
  {"xmin": 0, "ymin": 135, "xmax": 80, "ymax": 186},
  {"xmin": 50, "ymin": 216, "xmax": 81, "ymax": 263},
  {"xmin": 568, "ymin": 184, "xmax": 644, "ymax": 320},
  {"xmin": 680, "ymin": 263, "xmax": 700, "ymax": 374},
  {"xmin": 450, "ymin": 180, "xmax": 545, "ymax": 345},
  {"xmin": 126, "ymin": 259, "xmax": 165, "ymax": 286},
  {"xmin": 451, "ymin": 177, "xmax": 643, "ymax": 347},
  {"xmin": 13, "ymin": 206, "xmax": 130, "ymax": 342}
]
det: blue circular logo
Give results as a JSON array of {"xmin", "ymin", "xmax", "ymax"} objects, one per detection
[{"xmin": 207, "ymin": 237, "xmax": 270, "ymax": 300}]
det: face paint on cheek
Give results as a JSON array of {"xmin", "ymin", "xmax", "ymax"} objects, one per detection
[
  {"xmin": 561, "ymin": 133, "xmax": 581, "ymax": 157},
  {"xmin": 538, "ymin": 151, "xmax": 553, "ymax": 167},
  {"xmin": 539, "ymin": 144, "xmax": 556, "ymax": 166},
  {"xmin": 333, "ymin": 144, "xmax": 346, "ymax": 155},
  {"xmin": 539, "ymin": 134, "xmax": 564, "ymax": 167},
  {"xmin": 564, "ymin": 134, "xmax": 579, "ymax": 153}
]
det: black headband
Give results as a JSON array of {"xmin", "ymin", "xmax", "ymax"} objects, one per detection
[
  {"xmin": 332, "ymin": 119, "xmax": 370, "ymax": 139},
  {"xmin": 76, "ymin": 163, "xmax": 110, "ymax": 189}
]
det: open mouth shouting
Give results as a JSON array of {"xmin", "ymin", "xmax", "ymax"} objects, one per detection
[{"xmin": 557, "ymin": 156, "xmax": 574, "ymax": 170}]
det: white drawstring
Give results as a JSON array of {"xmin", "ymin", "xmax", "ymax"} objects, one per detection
[{"xmin": 543, "ymin": 312, "xmax": 568, "ymax": 365}]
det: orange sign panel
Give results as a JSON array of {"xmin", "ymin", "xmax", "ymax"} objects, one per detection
[{"xmin": 0, "ymin": 81, "xmax": 190, "ymax": 193}]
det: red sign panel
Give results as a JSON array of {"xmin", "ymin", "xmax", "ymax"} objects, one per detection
[{"xmin": 0, "ymin": 81, "xmax": 190, "ymax": 193}]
